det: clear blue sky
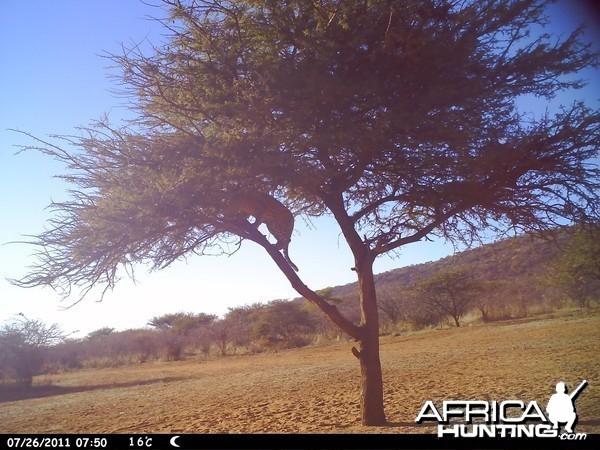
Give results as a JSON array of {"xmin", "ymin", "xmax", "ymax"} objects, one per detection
[{"xmin": 0, "ymin": 1, "xmax": 598, "ymax": 337}]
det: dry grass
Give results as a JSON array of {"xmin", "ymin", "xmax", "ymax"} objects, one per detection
[{"xmin": 0, "ymin": 310, "xmax": 598, "ymax": 434}]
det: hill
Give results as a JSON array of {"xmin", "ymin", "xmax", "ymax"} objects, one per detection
[
  {"xmin": 306, "ymin": 229, "xmax": 587, "ymax": 328},
  {"xmin": 331, "ymin": 230, "xmax": 567, "ymax": 298}
]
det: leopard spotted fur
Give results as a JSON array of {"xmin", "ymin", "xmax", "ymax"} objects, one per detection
[{"xmin": 227, "ymin": 192, "xmax": 298, "ymax": 271}]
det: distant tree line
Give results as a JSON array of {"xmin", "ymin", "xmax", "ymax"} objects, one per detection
[
  {"xmin": 1, "ymin": 227, "xmax": 597, "ymax": 388},
  {"xmin": 0, "ymin": 299, "xmax": 325, "ymax": 388}
]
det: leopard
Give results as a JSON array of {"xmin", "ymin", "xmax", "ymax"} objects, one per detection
[{"xmin": 226, "ymin": 192, "xmax": 298, "ymax": 271}]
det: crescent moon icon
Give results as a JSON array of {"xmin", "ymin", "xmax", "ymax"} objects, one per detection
[{"xmin": 170, "ymin": 436, "xmax": 180, "ymax": 448}]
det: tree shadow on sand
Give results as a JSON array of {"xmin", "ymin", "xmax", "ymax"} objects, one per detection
[{"xmin": 0, "ymin": 376, "xmax": 188, "ymax": 403}]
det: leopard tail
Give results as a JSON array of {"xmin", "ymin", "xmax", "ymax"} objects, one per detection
[{"xmin": 283, "ymin": 248, "xmax": 299, "ymax": 272}]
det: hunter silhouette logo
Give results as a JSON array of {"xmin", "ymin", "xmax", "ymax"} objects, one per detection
[
  {"xmin": 546, "ymin": 380, "xmax": 587, "ymax": 434},
  {"xmin": 416, "ymin": 379, "xmax": 588, "ymax": 439}
]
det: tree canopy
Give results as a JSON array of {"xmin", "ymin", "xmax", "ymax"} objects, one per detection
[
  {"xmin": 416, "ymin": 267, "xmax": 476, "ymax": 327},
  {"xmin": 0, "ymin": 316, "xmax": 64, "ymax": 387},
  {"xmin": 17, "ymin": 1, "xmax": 598, "ymax": 293},
  {"xmin": 548, "ymin": 224, "xmax": 600, "ymax": 307},
  {"xmin": 13, "ymin": 0, "xmax": 599, "ymax": 425}
]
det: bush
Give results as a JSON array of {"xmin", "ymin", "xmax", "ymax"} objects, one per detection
[{"xmin": 0, "ymin": 317, "xmax": 64, "ymax": 387}]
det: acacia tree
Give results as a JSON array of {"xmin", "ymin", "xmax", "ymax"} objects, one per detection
[
  {"xmin": 251, "ymin": 299, "xmax": 316, "ymax": 348},
  {"xmin": 377, "ymin": 283, "xmax": 409, "ymax": 326},
  {"xmin": 549, "ymin": 225, "xmax": 600, "ymax": 307},
  {"xmin": 13, "ymin": 0, "xmax": 599, "ymax": 425},
  {"xmin": 148, "ymin": 312, "xmax": 216, "ymax": 332},
  {"xmin": 474, "ymin": 280, "xmax": 509, "ymax": 322},
  {"xmin": 0, "ymin": 317, "xmax": 64, "ymax": 387},
  {"xmin": 416, "ymin": 268, "xmax": 476, "ymax": 327}
]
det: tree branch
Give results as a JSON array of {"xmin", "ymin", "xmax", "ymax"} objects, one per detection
[{"xmin": 244, "ymin": 225, "xmax": 363, "ymax": 341}]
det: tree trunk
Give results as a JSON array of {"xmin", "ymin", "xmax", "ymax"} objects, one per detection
[
  {"xmin": 478, "ymin": 305, "xmax": 489, "ymax": 322},
  {"xmin": 356, "ymin": 261, "xmax": 386, "ymax": 426},
  {"xmin": 254, "ymin": 221, "xmax": 386, "ymax": 425},
  {"xmin": 357, "ymin": 331, "xmax": 386, "ymax": 425}
]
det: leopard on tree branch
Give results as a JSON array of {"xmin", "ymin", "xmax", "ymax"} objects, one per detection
[{"xmin": 225, "ymin": 191, "xmax": 299, "ymax": 272}]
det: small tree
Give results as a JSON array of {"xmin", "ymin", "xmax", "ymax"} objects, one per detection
[
  {"xmin": 474, "ymin": 280, "xmax": 509, "ymax": 322},
  {"xmin": 12, "ymin": 0, "xmax": 599, "ymax": 424},
  {"xmin": 405, "ymin": 297, "xmax": 446, "ymax": 330},
  {"xmin": 0, "ymin": 317, "xmax": 64, "ymax": 387},
  {"xmin": 377, "ymin": 284, "xmax": 408, "ymax": 328},
  {"xmin": 208, "ymin": 320, "xmax": 233, "ymax": 356},
  {"xmin": 251, "ymin": 299, "xmax": 316, "ymax": 348},
  {"xmin": 417, "ymin": 269, "xmax": 476, "ymax": 327},
  {"xmin": 223, "ymin": 303, "xmax": 265, "ymax": 350},
  {"xmin": 148, "ymin": 312, "xmax": 216, "ymax": 359},
  {"xmin": 505, "ymin": 277, "xmax": 543, "ymax": 317},
  {"xmin": 549, "ymin": 225, "xmax": 600, "ymax": 308}
]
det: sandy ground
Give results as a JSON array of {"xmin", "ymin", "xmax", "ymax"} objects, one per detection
[{"xmin": 0, "ymin": 310, "xmax": 598, "ymax": 434}]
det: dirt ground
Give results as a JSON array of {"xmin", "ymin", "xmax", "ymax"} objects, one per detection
[{"xmin": 1, "ymin": 310, "xmax": 598, "ymax": 434}]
